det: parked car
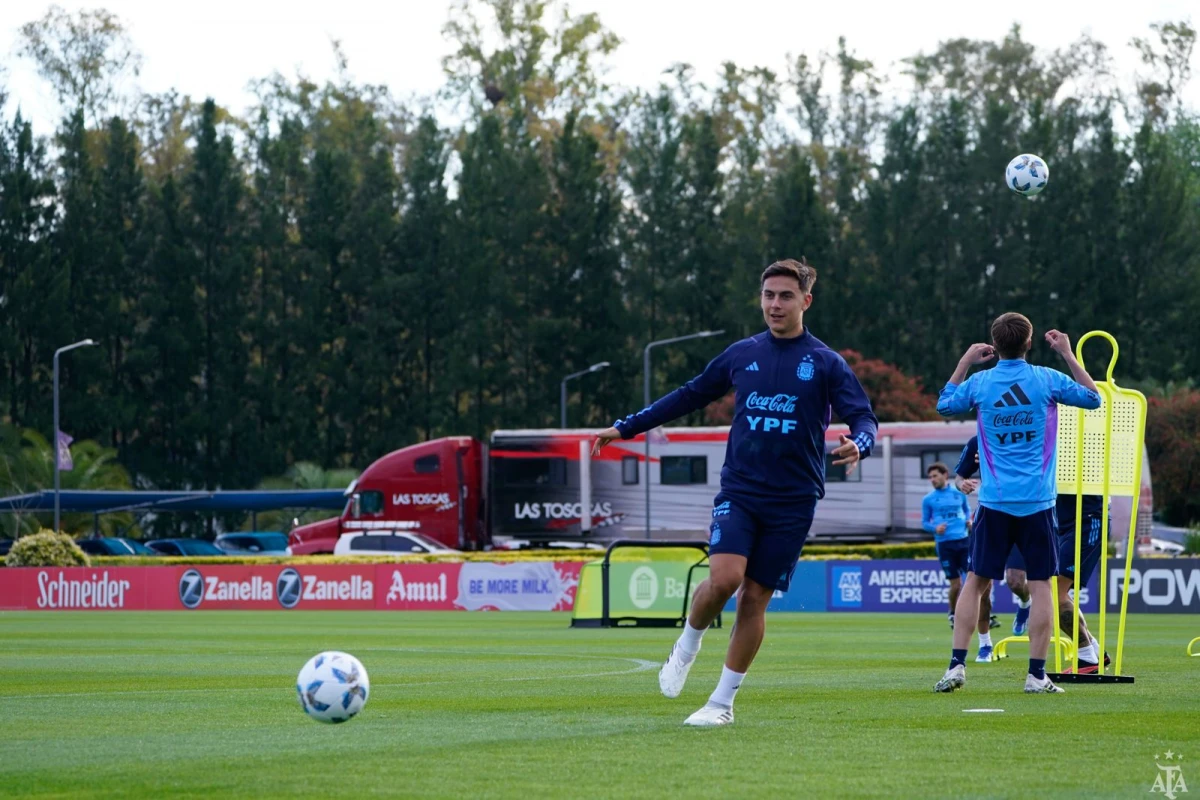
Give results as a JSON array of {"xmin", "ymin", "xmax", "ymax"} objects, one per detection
[
  {"xmin": 333, "ymin": 531, "xmax": 461, "ymax": 556},
  {"xmin": 0, "ymin": 539, "xmax": 12, "ymax": 556},
  {"xmin": 214, "ymin": 532, "xmax": 290, "ymax": 556},
  {"xmin": 145, "ymin": 539, "xmax": 225, "ymax": 557},
  {"xmin": 1150, "ymin": 537, "xmax": 1185, "ymax": 556},
  {"xmin": 76, "ymin": 537, "xmax": 157, "ymax": 556}
]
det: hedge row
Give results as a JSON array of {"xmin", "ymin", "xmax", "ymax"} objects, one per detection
[
  {"xmin": 88, "ymin": 551, "xmax": 607, "ymax": 567},
  {"xmin": 73, "ymin": 541, "xmax": 938, "ymax": 567}
]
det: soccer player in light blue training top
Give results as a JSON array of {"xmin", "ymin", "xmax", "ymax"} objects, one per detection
[
  {"xmin": 593, "ymin": 258, "xmax": 879, "ymax": 726},
  {"xmin": 922, "ymin": 463, "xmax": 971, "ymax": 621},
  {"xmin": 932, "ymin": 313, "xmax": 1100, "ymax": 694},
  {"xmin": 922, "ymin": 462, "xmax": 994, "ymax": 661}
]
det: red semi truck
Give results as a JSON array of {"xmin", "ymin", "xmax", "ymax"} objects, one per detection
[{"xmin": 287, "ymin": 423, "xmax": 1153, "ymax": 554}]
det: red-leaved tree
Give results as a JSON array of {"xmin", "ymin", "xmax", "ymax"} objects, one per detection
[
  {"xmin": 703, "ymin": 350, "xmax": 939, "ymax": 424},
  {"xmin": 1145, "ymin": 390, "xmax": 1200, "ymax": 526}
]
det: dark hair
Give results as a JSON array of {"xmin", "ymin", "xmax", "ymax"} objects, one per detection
[
  {"xmin": 991, "ymin": 312, "xmax": 1033, "ymax": 359},
  {"xmin": 926, "ymin": 462, "xmax": 949, "ymax": 477},
  {"xmin": 761, "ymin": 257, "xmax": 817, "ymax": 293}
]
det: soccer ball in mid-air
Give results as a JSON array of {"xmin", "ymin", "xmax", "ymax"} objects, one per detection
[
  {"xmin": 1005, "ymin": 153, "xmax": 1049, "ymax": 197},
  {"xmin": 296, "ymin": 651, "xmax": 370, "ymax": 724}
]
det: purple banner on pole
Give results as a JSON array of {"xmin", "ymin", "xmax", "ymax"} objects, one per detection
[
  {"xmin": 826, "ymin": 559, "xmax": 1099, "ymax": 613},
  {"xmin": 56, "ymin": 431, "xmax": 74, "ymax": 472}
]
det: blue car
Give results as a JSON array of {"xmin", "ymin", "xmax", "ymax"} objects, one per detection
[
  {"xmin": 76, "ymin": 537, "xmax": 157, "ymax": 556},
  {"xmin": 214, "ymin": 532, "xmax": 290, "ymax": 556},
  {"xmin": 145, "ymin": 539, "xmax": 225, "ymax": 557}
]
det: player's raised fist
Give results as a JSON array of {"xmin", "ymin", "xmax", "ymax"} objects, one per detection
[
  {"xmin": 1044, "ymin": 329, "xmax": 1071, "ymax": 356},
  {"xmin": 961, "ymin": 343, "xmax": 996, "ymax": 364}
]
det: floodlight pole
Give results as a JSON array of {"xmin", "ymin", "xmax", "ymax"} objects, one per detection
[
  {"xmin": 54, "ymin": 339, "xmax": 97, "ymax": 533},
  {"xmin": 642, "ymin": 331, "xmax": 724, "ymax": 539},
  {"xmin": 560, "ymin": 362, "xmax": 611, "ymax": 428}
]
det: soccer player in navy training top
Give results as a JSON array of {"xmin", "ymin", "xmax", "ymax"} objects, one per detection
[
  {"xmin": 592, "ymin": 258, "xmax": 878, "ymax": 726},
  {"xmin": 932, "ymin": 313, "xmax": 1100, "ymax": 694}
]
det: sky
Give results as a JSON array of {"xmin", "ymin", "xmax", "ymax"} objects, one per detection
[{"xmin": 0, "ymin": 0, "xmax": 1197, "ymax": 134}]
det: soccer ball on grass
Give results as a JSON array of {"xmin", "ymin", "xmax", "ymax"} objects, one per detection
[{"xmin": 296, "ymin": 651, "xmax": 370, "ymax": 724}]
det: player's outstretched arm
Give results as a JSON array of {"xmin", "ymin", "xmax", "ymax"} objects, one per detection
[{"xmin": 595, "ymin": 342, "xmax": 738, "ymax": 452}]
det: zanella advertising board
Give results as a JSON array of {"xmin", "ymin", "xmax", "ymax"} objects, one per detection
[{"xmin": 0, "ymin": 563, "xmax": 583, "ymax": 612}]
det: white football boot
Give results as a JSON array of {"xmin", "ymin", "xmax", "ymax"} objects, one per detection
[
  {"xmin": 1024, "ymin": 673, "xmax": 1065, "ymax": 694},
  {"xmin": 658, "ymin": 643, "xmax": 697, "ymax": 699},
  {"xmin": 683, "ymin": 703, "xmax": 734, "ymax": 727},
  {"xmin": 933, "ymin": 664, "xmax": 966, "ymax": 693}
]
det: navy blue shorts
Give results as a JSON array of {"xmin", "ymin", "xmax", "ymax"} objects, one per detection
[
  {"xmin": 708, "ymin": 491, "xmax": 816, "ymax": 592},
  {"xmin": 1005, "ymin": 545, "xmax": 1026, "ymax": 572},
  {"xmin": 935, "ymin": 538, "xmax": 970, "ymax": 580},
  {"xmin": 967, "ymin": 508, "xmax": 1024, "ymax": 574},
  {"xmin": 970, "ymin": 507, "xmax": 1059, "ymax": 581},
  {"xmin": 1058, "ymin": 512, "xmax": 1106, "ymax": 584}
]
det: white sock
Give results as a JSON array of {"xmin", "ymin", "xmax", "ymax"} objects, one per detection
[
  {"xmin": 677, "ymin": 622, "xmax": 706, "ymax": 658},
  {"xmin": 1017, "ymin": 596, "xmax": 1031, "ymax": 609},
  {"xmin": 708, "ymin": 666, "xmax": 745, "ymax": 708},
  {"xmin": 1077, "ymin": 643, "xmax": 1097, "ymax": 662},
  {"xmin": 978, "ymin": 632, "xmax": 992, "ymax": 647}
]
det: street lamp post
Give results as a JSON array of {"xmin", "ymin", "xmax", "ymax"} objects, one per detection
[
  {"xmin": 642, "ymin": 330, "xmax": 724, "ymax": 538},
  {"xmin": 54, "ymin": 339, "xmax": 97, "ymax": 533},
  {"xmin": 560, "ymin": 362, "xmax": 610, "ymax": 428}
]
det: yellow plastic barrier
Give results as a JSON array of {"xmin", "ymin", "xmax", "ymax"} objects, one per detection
[{"xmin": 1052, "ymin": 331, "xmax": 1146, "ymax": 681}]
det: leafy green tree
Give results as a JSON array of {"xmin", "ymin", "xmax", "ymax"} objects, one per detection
[
  {"xmin": 16, "ymin": 4, "xmax": 141, "ymax": 125},
  {"xmin": 0, "ymin": 426, "xmax": 134, "ymax": 537},
  {"xmin": 247, "ymin": 461, "xmax": 359, "ymax": 532},
  {"xmin": 0, "ymin": 112, "xmax": 58, "ymax": 432}
]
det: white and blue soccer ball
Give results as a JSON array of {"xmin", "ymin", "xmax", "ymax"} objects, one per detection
[
  {"xmin": 1005, "ymin": 153, "xmax": 1049, "ymax": 197},
  {"xmin": 296, "ymin": 651, "xmax": 370, "ymax": 724}
]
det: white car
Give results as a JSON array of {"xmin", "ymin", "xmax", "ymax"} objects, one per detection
[{"xmin": 333, "ymin": 531, "xmax": 460, "ymax": 556}]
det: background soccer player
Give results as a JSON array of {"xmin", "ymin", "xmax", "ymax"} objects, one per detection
[
  {"xmin": 957, "ymin": 438, "xmax": 1110, "ymax": 671},
  {"xmin": 955, "ymin": 437, "xmax": 1032, "ymax": 635},
  {"xmin": 922, "ymin": 464, "xmax": 970, "ymax": 621},
  {"xmin": 1054, "ymin": 492, "xmax": 1112, "ymax": 672},
  {"xmin": 932, "ymin": 314, "xmax": 1100, "ymax": 694},
  {"xmin": 593, "ymin": 258, "xmax": 878, "ymax": 726},
  {"xmin": 922, "ymin": 462, "xmax": 994, "ymax": 661}
]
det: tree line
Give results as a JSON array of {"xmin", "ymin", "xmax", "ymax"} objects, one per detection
[{"xmin": 1, "ymin": 3, "xmax": 1197, "ymax": 532}]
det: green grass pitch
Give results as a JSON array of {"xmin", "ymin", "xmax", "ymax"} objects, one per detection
[{"xmin": 1, "ymin": 611, "xmax": 1196, "ymax": 798}]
